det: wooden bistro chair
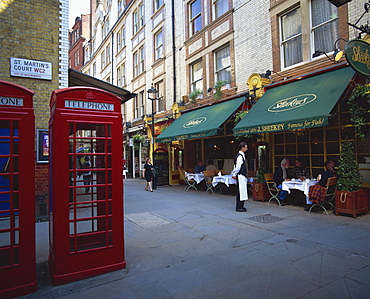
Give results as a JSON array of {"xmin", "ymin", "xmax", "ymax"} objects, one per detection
[
  {"xmin": 203, "ymin": 170, "xmax": 216, "ymax": 194},
  {"xmin": 308, "ymin": 176, "xmax": 337, "ymax": 216},
  {"xmin": 264, "ymin": 173, "xmax": 282, "ymax": 206},
  {"xmin": 178, "ymin": 168, "xmax": 197, "ymax": 191}
]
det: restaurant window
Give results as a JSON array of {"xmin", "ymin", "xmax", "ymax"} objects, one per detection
[
  {"xmin": 213, "ymin": 0, "xmax": 228, "ymax": 19},
  {"xmin": 190, "ymin": 60, "xmax": 203, "ymax": 92},
  {"xmin": 155, "ymin": 0, "xmax": 163, "ymax": 11},
  {"xmin": 133, "ymin": 3, "xmax": 144, "ymax": 35},
  {"xmin": 215, "ymin": 45, "xmax": 231, "ymax": 83},
  {"xmin": 190, "ymin": 0, "xmax": 202, "ymax": 36},
  {"xmin": 280, "ymin": 6, "xmax": 302, "ymax": 68},
  {"xmin": 311, "ymin": 0, "xmax": 338, "ymax": 55},
  {"xmin": 155, "ymin": 30, "xmax": 163, "ymax": 60}
]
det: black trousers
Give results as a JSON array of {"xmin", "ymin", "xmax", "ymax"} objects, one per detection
[{"xmin": 235, "ymin": 176, "xmax": 245, "ymax": 209}]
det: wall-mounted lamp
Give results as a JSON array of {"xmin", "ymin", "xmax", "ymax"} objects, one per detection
[
  {"xmin": 312, "ymin": 50, "xmax": 335, "ymax": 62},
  {"xmin": 265, "ymin": 70, "xmax": 290, "ymax": 80},
  {"xmin": 333, "ymin": 38, "xmax": 349, "ymax": 62}
]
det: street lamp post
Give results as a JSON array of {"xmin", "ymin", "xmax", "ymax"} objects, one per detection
[{"xmin": 147, "ymin": 83, "xmax": 158, "ymax": 189}]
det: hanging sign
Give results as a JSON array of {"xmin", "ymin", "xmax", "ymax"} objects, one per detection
[
  {"xmin": 345, "ymin": 39, "xmax": 370, "ymax": 77},
  {"xmin": 10, "ymin": 57, "xmax": 52, "ymax": 80}
]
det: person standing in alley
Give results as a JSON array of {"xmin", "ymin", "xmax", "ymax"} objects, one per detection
[
  {"xmin": 231, "ymin": 142, "xmax": 249, "ymax": 212},
  {"xmin": 143, "ymin": 158, "xmax": 154, "ymax": 192}
]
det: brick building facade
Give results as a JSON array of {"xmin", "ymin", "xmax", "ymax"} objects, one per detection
[{"xmin": 0, "ymin": 0, "xmax": 69, "ymax": 218}]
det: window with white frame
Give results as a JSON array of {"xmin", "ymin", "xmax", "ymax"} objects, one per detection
[
  {"xmin": 134, "ymin": 95, "xmax": 139, "ymax": 119},
  {"xmin": 133, "ymin": 3, "xmax": 144, "ymax": 34},
  {"xmin": 133, "ymin": 47, "xmax": 144, "ymax": 77},
  {"xmin": 117, "ymin": 66, "xmax": 122, "ymax": 86},
  {"xmin": 155, "ymin": 0, "xmax": 163, "ymax": 11},
  {"xmin": 74, "ymin": 51, "xmax": 80, "ymax": 66},
  {"xmin": 213, "ymin": 0, "xmax": 228, "ymax": 19},
  {"xmin": 118, "ymin": 0, "xmax": 124, "ymax": 16},
  {"xmin": 133, "ymin": 51, "xmax": 139, "ymax": 77},
  {"xmin": 101, "ymin": 50, "xmax": 106, "ymax": 69},
  {"xmin": 117, "ymin": 27, "xmax": 126, "ymax": 52},
  {"xmin": 122, "ymin": 63, "xmax": 126, "ymax": 86},
  {"xmin": 139, "ymin": 91, "xmax": 145, "ymax": 117},
  {"xmin": 106, "ymin": 44, "xmax": 111, "ymax": 64},
  {"xmin": 117, "ymin": 63, "xmax": 126, "ymax": 87},
  {"xmin": 155, "ymin": 30, "xmax": 163, "ymax": 60},
  {"xmin": 280, "ymin": 7, "xmax": 302, "ymax": 68},
  {"xmin": 280, "ymin": 0, "xmax": 338, "ymax": 69},
  {"xmin": 215, "ymin": 45, "xmax": 231, "ymax": 83},
  {"xmin": 311, "ymin": 0, "xmax": 338, "ymax": 54},
  {"xmin": 190, "ymin": 0, "xmax": 202, "ymax": 36},
  {"xmin": 155, "ymin": 81, "xmax": 165, "ymax": 112},
  {"xmin": 140, "ymin": 46, "xmax": 145, "ymax": 73},
  {"xmin": 190, "ymin": 60, "xmax": 203, "ymax": 92},
  {"xmin": 93, "ymin": 62, "xmax": 96, "ymax": 77}
]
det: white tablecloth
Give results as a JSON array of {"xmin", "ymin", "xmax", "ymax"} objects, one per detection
[
  {"xmin": 185, "ymin": 173, "xmax": 205, "ymax": 184},
  {"xmin": 282, "ymin": 180, "xmax": 318, "ymax": 204},
  {"xmin": 212, "ymin": 175, "xmax": 236, "ymax": 187}
]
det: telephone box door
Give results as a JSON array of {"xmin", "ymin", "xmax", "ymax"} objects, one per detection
[
  {"xmin": 49, "ymin": 87, "xmax": 125, "ymax": 285},
  {"xmin": 0, "ymin": 81, "xmax": 36, "ymax": 297}
]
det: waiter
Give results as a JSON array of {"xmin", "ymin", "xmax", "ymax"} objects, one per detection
[{"xmin": 231, "ymin": 142, "xmax": 249, "ymax": 212}]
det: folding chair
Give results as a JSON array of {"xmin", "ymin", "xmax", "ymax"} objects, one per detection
[
  {"xmin": 203, "ymin": 170, "xmax": 215, "ymax": 194},
  {"xmin": 264, "ymin": 173, "xmax": 282, "ymax": 206},
  {"xmin": 178, "ymin": 168, "xmax": 197, "ymax": 191},
  {"xmin": 308, "ymin": 176, "xmax": 337, "ymax": 216}
]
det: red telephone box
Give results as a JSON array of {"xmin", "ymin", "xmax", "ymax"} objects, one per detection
[
  {"xmin": 49, "ymin": 87, "xmax": 125, "ymax": 285},
  {"xmin": 0, "ymin": 81, "xmax": 36, "ymax": 297}
]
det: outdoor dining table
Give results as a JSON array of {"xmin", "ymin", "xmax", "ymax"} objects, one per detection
[
  {"xmin": 282, "ymin": 179, "xmax": 318, "ymax": 204},
  {"xmin": 185, "ymin": 172, "xmax": 205, "ymax": 184},
  {"xmin": 212, "ymin": 174, "xmax": 236, "ymax": 187}
]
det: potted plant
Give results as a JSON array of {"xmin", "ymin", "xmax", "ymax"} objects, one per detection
[
  {"xmin": 213, "ymin": 80, "xmax": 228, "ymax": 102},
  {"xmin": 132, "ymin": 134, "xmax": 145, "ymax": 151},
  {"xmin": 188, "ymin": 89, "xmax": 202, "ymax": 104},
  {"xmin": 335, "ymin": 140, "xmax": 368, "ymax": 218},
  {"xmin": 252, "ymin": 146, "xmax": 270, "ymax": 202}
]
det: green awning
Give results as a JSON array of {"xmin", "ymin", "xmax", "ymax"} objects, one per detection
[
  {"xmin": 156, "ymin": 96, "xmax": 246, "ymax": 142},
  {"xmin": 233, "ymin": 67, "xmax": 355, "ymax": 135}
]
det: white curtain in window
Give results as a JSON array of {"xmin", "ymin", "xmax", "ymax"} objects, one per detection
[
  {"xmin": 192, "ymin": 61, "xmax": 203, "ymax": 91},
  {"xmin": 281, "ymin": 8, "xmax": 302, "ymax": 67},
  {"xmin": 312, "ymin": 0, "xmax": 338, "ymax": 53},
  {"xmin": 215, "ymin": 0, "xmax": 228, "ymax": 19},
  {"xmin": 216, "ymin": 46, "xmax": 230, "ymax": 82}
]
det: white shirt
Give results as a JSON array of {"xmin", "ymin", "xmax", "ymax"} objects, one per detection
[{"xmin": 231, "ymin": 151, "xmax": 245, "ymax": 177}]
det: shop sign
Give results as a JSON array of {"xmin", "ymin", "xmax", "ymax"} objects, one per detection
[
  {"xmin": 234, "ymin": 117, "xmax": 327, "ymax": 134},
  {"xmin": 345, "ymin": 39, "xmax": 370, "ymax": 77},
  {"xmin": 0, "ymin": 97, "xmax": 23, "ymax": 107},
  {"xmin": 65, "ymin": 100, "xmax": 114, "ymax": 111},
  {"xmin": 268, "ymin": 94, "xmax": 316, "ymax": 112},
  {"xmin": 183, "ymin": 117, "xmax": 206, "ymax": 128},
  {"xmin": 10, "ymin": 57, "xmax": 52, "ymax": 80}
]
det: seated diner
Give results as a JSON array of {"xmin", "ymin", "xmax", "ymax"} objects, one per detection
[{"xmin": 305, "ymin": 161, "xmax": 336, "ymax": 211}]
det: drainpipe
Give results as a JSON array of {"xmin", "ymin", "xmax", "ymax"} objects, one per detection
[
  {"xmin": 172, "ymin": 0, "xmax": 176, "ymax": 103},
  {"xmin": 111, "ymin": 33, "xmax": 114, "ymax": 84}
]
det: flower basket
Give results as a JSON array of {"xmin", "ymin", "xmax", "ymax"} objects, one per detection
[{"xmin": 335, "ymin": 189, "xmax": 368, "ymax": 219}]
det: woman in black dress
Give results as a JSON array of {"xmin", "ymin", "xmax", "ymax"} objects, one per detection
[{"xmin": 143, "ymin": 158, "xmax": 154, "ymax": 192}]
